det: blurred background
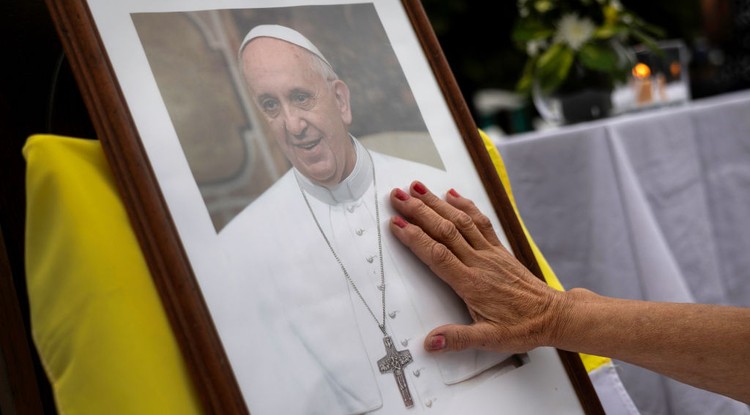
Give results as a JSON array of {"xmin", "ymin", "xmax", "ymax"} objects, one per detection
[
  {"xmin": 421, "ymin": 0, "xmax": 750, "ymax": 136},
  {"xmin": 4, "ymin": 1, "xmax": 749, "ymax": 148},
  {"xmin": 1, "ymin": 0, "xmax": 750, "ymax": 413}
]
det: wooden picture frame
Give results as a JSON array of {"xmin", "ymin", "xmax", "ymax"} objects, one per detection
[{"xmin": 45, "ymin": 0, "xmax": 603, "ymax": 413}]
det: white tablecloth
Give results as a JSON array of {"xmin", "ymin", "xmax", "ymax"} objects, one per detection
[{"xmin": 497, "ymin": 90, "xmax": 750, "ymax": 415}]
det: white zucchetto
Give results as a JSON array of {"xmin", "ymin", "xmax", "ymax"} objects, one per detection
[{"xmin": 238, "ymin": 24, "xmax": 332, "ymax": 68}]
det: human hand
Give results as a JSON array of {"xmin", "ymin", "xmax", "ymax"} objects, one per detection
[{"xmin": 389, "ymin": 181, "xmax": 570, "ymax": 354}]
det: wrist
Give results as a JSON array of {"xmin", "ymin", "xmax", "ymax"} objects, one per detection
[{"xmin": 542, "ymin": 288, "xmax": 598, "ymax": 349}]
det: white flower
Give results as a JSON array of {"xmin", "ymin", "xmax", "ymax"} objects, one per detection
[
  {"xmin": 610, "ymin": 0, "xmax": 623, "ymax": 11},
  {"xmin": 554, "ymin": 13, "xmax": 596, "ymax": 50},
  {"xmin": 526, "ymin": 39, "xmax": 548, "ymax": 56}
]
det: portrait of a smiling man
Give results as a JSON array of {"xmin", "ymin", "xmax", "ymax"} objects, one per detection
[{"xmin": 215, "ymin": 18, "xmax": 517, "ymax": 415}]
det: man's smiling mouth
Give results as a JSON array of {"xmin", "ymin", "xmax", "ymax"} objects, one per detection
[{"xmin": 295, "ymin": 137, "xmax": 322, "ymax": 150}]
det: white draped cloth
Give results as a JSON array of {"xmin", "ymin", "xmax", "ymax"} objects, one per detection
[{"xmin": 497, "ymin": 90, "xmax": 750, "ymax": 415}]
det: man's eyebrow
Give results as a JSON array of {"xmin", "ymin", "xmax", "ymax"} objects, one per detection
[
  {"xmin": 289, "ymin": 87, "xmax": 313, "ymax": 95},
  {"xmin": 288, "ymin": 87, "xmax": 317, "ymax": 100},
  {"xmin": 255, "ymin": 93, "xmax": 276, "ymax": 102}
]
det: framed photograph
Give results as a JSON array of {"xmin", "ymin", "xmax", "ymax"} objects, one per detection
[{"xmin": 46, "ymin": 0, "xmax": 603, "ymax": 413}]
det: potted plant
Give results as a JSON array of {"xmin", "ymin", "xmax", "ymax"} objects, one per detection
[{"xmin": 513, "ymin": 0, "xmax": 663, "ymax": 124}]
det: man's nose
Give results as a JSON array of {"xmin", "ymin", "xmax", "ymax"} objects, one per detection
[{"xmin": 282, "ymin": 105, "xmax": 307, "ymax": 138}]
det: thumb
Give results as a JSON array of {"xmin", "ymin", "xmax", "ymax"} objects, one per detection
[{"xmin": 424, "ymin": 323, "xmax": 495, "ymax": 353}]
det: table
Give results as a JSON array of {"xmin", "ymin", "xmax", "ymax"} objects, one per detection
[{"xmin": 497, "ymin": 90, "xmax": 750, "ymax": 415}]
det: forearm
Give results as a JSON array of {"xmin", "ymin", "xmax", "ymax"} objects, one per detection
[{"xmin": 550, "ymin": 288, "xmax": 750, "ymax": 403}]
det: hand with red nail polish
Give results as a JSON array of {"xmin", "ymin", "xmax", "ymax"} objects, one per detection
[
  {"xmin": 388, "ymin": 182, "xmax": 750, "ymax": 404},
  {"xmin": 388, "ymin": 181, "xmax": 566, "ymax": 354}
]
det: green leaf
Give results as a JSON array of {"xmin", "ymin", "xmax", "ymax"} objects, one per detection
[
  {"xmin": 594, "ymin": 25, "xmax": 616, "ymax": 39},
  {"xmin": 512, "ymin": 19, "xmax": 554, "ymax": 42},
  {"xmin": 594, "ymin": 24, "xmax": 627, "ymax": 39},
  {"xmin": 516, "ymin": 57, "xmax": 539, "ymax": 94},
  {"xmin": 535, "ymin": 43, "xmax": 575, "ymax": 92},
  {"xmin": 579, "ymin": 43, "xmax": 619, "ymax": 72}
]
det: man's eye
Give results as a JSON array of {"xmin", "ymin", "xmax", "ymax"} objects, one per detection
[
  {"xmin": 260, "ymin": 99, "xmax": 280, "ymax": 116},
  {"xmin": 292, "ymin": 92, "xmax": 313, "ymax": 107}
]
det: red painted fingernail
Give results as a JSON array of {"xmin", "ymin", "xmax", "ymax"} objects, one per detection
[
  {"xmin": 392, "ymin": 216, "xmax": 408, "ymax": 228},
  {"xmin": 428, "ymin": 335, "xmax": 446, "ymax": 351},
  {"xmin": 448, "ymin": 188, "xmax": 460, "ymax": 198},
  {"xmin": 395, "ymin": 188, "xmax": 410, "ymax": 201},
  {"xmin": 413, "ymin": 182, "xmax": 427, "ymax": 195}
]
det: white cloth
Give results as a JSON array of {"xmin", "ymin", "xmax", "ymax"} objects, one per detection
[
  {"xmin": 218, "ymin": 143, "xmax": 513, "ymax": 414},
  {"xmin": 497, "ymin": 90, "xmax": 750, "ymax": 414},
  {"xmin": 588, "ymin": 362, "xmax": 641, "ymax": 415}
]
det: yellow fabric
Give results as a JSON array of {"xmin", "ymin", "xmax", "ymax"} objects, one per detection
[
  {"xmin": 23, "ymin": 135, "xmax": 202, "ymax": 414},
  {"xmin": 479, "ymin": 130, "xmax": 611, "ymax": 373}
]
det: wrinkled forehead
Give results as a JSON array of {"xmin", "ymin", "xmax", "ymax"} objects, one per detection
[
  {"xmin": 240, "ymin": 38, "xmax": 331, "ymax": 97},
  {"xmin": 241, "ymin": 37, "xmax": 318, "ymax": 79}
]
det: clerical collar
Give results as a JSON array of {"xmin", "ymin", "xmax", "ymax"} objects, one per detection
[{"xmin": 294, "ymin": 137, "xmax": 373, "ymax": 205}]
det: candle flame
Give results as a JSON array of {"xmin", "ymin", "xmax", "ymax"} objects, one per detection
[
  {"xmin": 670, "ymin": 61, "xmax": 681, "ymax": 78},
  {"xmin": 632, "ymin": 63, "xmax": 651, "ymax": 79}
]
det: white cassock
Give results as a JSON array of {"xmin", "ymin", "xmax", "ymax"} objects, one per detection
[{"xmin": 218, "ymin": 139, "xmax": 514, "ymax": 414}]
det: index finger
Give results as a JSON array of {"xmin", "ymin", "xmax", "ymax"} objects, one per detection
[
  {"xmin": 408, "ymin": 181, "xmax": 495, "ymax": 252},
  {"xmin": 388, "ymin": 205, "xmax": 470, "ymax": 295}
]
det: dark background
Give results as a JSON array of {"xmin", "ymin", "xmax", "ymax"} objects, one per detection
[
  {"xmin": 1, "ymin": 0, "xmax": 748, "ymax": 412},
  {"xmin": 422, "ymin": 0, "xmax": 750, "ymax": 134}
]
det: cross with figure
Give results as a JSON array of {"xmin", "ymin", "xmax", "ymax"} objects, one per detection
[{"xmin": 377, "ymin": 335, "xmax": 414, "ymax": 407}]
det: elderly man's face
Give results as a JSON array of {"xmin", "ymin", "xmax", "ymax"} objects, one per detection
[{"xmin": 242, "ymin": 37, "xmax": 355, "ymax": 188}]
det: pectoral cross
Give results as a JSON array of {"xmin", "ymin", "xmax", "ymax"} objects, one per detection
[{"xmin": 377, "ymin": 335, "xmax": 414, "ymax": 407}]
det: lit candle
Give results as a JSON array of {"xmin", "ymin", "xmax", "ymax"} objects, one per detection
[{"xmin": 632, "ymin": 63, "xmax": 653, "ymax": 105}]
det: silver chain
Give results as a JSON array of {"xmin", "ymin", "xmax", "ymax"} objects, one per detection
[{"xmin": 298, "ymin": 149, "xmax": 388, "ymax": 335}]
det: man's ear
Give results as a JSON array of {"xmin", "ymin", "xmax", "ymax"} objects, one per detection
[{"xmin": 332, "ymin": 80, "xmax": 352, "ymax": 126}]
